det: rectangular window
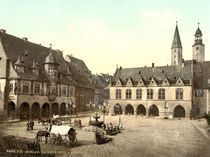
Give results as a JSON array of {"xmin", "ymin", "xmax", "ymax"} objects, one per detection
[
  {"xmin": 69, "ymin": 87, "xmax": 74, "ymax": 96},
  {"xmin": 9, "ymin": 83, "xmax": 13, "ymax": 92},
  {"xmin": 195, "ymin": 90, "xmax": 204, "ymax": 97},
  {"xmin": 147, "ymin": 89, "xmax": 153, "ymax": 99},
  {"xmin": 136, "ymin": 89, "xmax": 142, "ymax": 99},
  {"xmin": 23, "ymin": 83, "xmax": 29, "ymax": 93},
  {"xmin": 158, "ymin": 88, "xmax": 165, "ymax": 99},
  {"xmin": 176, "ymin": 88, "xmax": 183, "ymax": 99},
  {"xmin": 33, "ymin": 69, "xmax": 39, "ymax": 76},
  {"xmin": 49, "ymin": 68, "xmax": 57, "ymax": 76},
  {"xmin": 62, "ymin": 86, "xmax": 66, "ymax": 96},
  {"xmin": 116, "ymin": 89, "xmax": 121, "ymax": 99},
  {"xmin": 34, "ymin": 83, "xmax": 40, "ymax": 94},
  {"xmin": 126, "ymin": 89, "xmax": 132, "ymax": 99}
]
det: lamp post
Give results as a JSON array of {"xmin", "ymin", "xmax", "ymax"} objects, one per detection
[
  {"xmin": 66, "ymin": 102, "xmax": 76, "ymax": 126},
  {"xmin": 100, "ymin": 102, "xmax": 106, "ymax": 123},
  {"xmin": 116, "ymin": 104, "xmax": 122, "ymax": 125}
]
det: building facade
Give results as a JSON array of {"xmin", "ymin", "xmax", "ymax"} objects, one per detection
[
  {"xmin": 0, "ymin": 29, "xmax": 104, "ymax": 121},
  {"xmin": 108, "ymin": 24, "xmax": 210, "ymax": 118}
]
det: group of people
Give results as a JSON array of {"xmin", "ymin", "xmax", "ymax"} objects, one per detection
[{"xmin": 102, "ymin": 123, "xmax": 122, "ymax": 135}]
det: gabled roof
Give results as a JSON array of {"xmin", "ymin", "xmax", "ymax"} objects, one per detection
[
  {"xmin": 161, "ymin": 76, "xmax": 170, "ymax": 86},
  {"xmin": 137, "ymin": 77, "xmax": 145, "ymax": 87},
  {"xmin": 0, "ymin": 31, "xmax": 74, "ymax": 85},
  {"xmin": 171, "ymin": 24, "xmax": 182, "ymax": 49},
  {"xmin": 149, "ymin": 77, "xmax": 158, "ymax": 87},
  {"xmin": 112, "ymin": 63, "xmax": 192, "ymax": 87},
  {"xmin": 126, "ymin": 78, "xmax": 134, "ymax": 87},
  {"xmin": 175, "ymin": 76, "xmax": 184, "ymax": 86}
]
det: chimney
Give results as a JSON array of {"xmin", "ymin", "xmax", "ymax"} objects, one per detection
[
  {"xmin": 22, "ymin": 37, "xmax": 28, "ymax": 42},
  {"xmin": 152, "ymin": 63, "xmax": 154, "ymax": 68},
  {"xmin": 0, "ymin": 29, "xmax": 6, "ymax": 34}
]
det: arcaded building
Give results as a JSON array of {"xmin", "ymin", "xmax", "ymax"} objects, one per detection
[
  {"xmin": 0, "ymin": 29, "xmax": 105, "ymax": 120},
  {"xmin": 108, "ymin": 24, "xmax": 210, "ymax": 118},
  {"xmin": 0, "ymin": 29, "xmax": 77, "ymax": 120}
]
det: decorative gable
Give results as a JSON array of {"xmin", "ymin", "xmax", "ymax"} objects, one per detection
[
  {"xmin": 115, "ymin": 79, "xmax": 122, "ymax": 87},
  {"xmin": 175, "ymin": 76, "xmax": 184, "ymax": 86},
  {"xmin": 149, "ymin": 77, "xmax": 158, "ymax": 87},
  {"xmin": 137, "ymin": 77, "xmax": 145, "ymax": 87},
  {"xmin": 126, "ymin": 78, "xmax": 133, "ymax": 87},
  {"xmin": 162, "ymin": 77, "xmax": 170, "ymax": 86}
]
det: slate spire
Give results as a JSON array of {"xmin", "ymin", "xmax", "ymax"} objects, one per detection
[{"xmin": 171, "ymin": 22, "xmax": 182, "ymax": 49}]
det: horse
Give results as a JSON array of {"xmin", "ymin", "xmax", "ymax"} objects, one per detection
[{"xmin": 36, "ymin": 130, "xmax": 50, "ymax": 143}]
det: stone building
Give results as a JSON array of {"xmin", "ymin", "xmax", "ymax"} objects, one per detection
[
  {"xmin": 64, "ymin": 55, "xmax": 105, "ymax": 111},
  {"xmin": 108, "ymin": 24, "xmax": 210, "ymax": 118},
  {"xmin": 0, "ymin": 29, "xmax": 104, "ymax": 121}
]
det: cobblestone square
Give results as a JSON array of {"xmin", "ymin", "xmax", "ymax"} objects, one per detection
[{"xmin": 0, "ymin": 115, "xmax": 209, "ymax": 157}]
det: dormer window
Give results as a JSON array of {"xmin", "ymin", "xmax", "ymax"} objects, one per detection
[
  {"xmin": 49, "ymin": 68, "xmax": 57, "ymax": 76},
  {"xmin": 15, "ymin": 66, "xmax": 24, "ymax": 74},
  {"xmin": 32, "ymin": 69, "xmax": 39, "ymax": 76}
]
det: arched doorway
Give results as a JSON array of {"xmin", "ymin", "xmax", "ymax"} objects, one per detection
[
  {"xmin": 31, "ymin": 103, "xmax": 40, "ymax": 119},
  {"xmin": 60, "ymin": 103, "xmax": 66, "ymax": 115},
  {"xmin": 174, "ymin": 105, "xmax": 185, "ymax": 117},
  {"xmin": 42, "ymin": 103, "xmax": 50, "ymax": 118},
  {"xmin": 8, "ymin": 101, "xmax": 15, "ymax": 119},
  {"xmin": 125, "ymin": 104, "xmax": 134, "ymax": 115},
  {"xmin": 149, "ymin": 105, "xmax": 159, "ymax": 116},
  {"xmin": 114, "ymin": 104, "xmax": 122, "ymax": 115},
  {"xmin": 20, "ymin": 102, "xmax": 30, "ymax": 120},
  {"xmin": 137, "ymin": 104, "xmax": 146, "ymax": 116},
  {"xmin": 52, "ymin": 103, "xmax": 59, "ymax": 115}
]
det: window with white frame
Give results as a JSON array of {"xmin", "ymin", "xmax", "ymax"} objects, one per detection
[
  {"xmin": 147, "ymin": 89, "xmax": 153, "ymax": 99},
  {"xmin": 116, "ymin": 89, "xmax": 121, "ymax": 99},
  {"xmin": 34, "ymin": 83, "xmax": 40, "ymax": 94},
  {"xmin": 9, "ymin": 83, "xmax": 13, "ymax": 92},
  {"xmin": 158, "ymin": 88, "xmax": 165, "ymax": 99},
  {"xmin": 176, "ymin": 88, "xmax": 183, "ymax": 99},
  {"xmin": 62, "ymin": 86, "xmax": 67, "ymax": 96},
  {"xmin": 23, "ymin": 83, "xmax": 29, "ymax": 93},
  {"xmin": 126, "ymin": 89, "xmax": 132, "ymax": 99},
  {"xmin": 136, "ymin": 89, "xmax": 142, "ymax": 99},
  {"xmin": 69, "ymin": 87, "xmax": 74, "ymax": 96}
]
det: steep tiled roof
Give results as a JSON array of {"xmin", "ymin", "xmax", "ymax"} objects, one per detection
[
  {"xmin": 0, "ymin": 32, "xmax": 73, "ymax": 84},
  {"xmin": 65, "ymin": 55, "xmax": 94, "ymax": 88},
  {"xmin": 112, "ymin": 63, "xmax": 192, "ymax": 86}
]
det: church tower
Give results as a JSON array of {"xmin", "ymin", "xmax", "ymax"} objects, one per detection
[
  {"xmin": 171, "ymin": 23, "xmax": 183, "ymax": 66},
  {"xmin": 192, "ymin": 23, "xmax": 205, "ymax": 62}
]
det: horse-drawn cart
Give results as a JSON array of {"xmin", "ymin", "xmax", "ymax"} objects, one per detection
[{"xmin": 50, "ymin": 125, "xmax": 77, "ymax": 146}]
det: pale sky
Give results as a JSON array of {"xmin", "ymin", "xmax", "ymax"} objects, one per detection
[{"xmin": 0, "ymin": 0, "xmax": 210, "ymax": 75}]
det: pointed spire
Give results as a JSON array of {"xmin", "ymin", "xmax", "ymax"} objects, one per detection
[
  {"xmin": 195, "ymin": 22, "xmax": 202, "ymax": 37},
  {"xmin": 171, "ymin": 22, "xmax": 182, "ymax": 49}
]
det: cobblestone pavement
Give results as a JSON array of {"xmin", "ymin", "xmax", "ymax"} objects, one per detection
[{"xmin": 0, "ymin": 115, "xmax": 209, "ymax": 157}]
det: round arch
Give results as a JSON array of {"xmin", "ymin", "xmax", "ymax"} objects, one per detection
[
  {"xmin": 125, "ymin": 104, "xmax": 134, "ymax": 115},
  {"xmin": 114, "ymin": 103, "xmax": 122, "ymax": 115},
  {"xmin": 149, "ymin": 105, "xmax": 159, "ymax": 116},
  {"xmin": 60, "ymin": 103, "xmax": 66, "ymax": 115},
  {"xmin": 136, "ymin": 104, "xmax": 146, "ymax": 116},
  {"xmin": 8, "ymin": 101, "xmax": 16, "ymax": 119},
  {"xmin": 31, "ymin": 102, "xmax": 40, "ymax": 119},
  {"xmin": 42, "ymin": 103, "xmax": 50, "ymax": 118},
  {"xmin": 52, "ymin": 103, "xmax": 59, "ymax": 115},
  {"xmin": 20, "ymin": 102, "xmax": 30, "ymax": 120},
  {"xmin": 174, "ymin": 105, "xmax": 185, "ymax": 118}
]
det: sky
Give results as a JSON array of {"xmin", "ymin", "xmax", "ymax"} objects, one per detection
[{"xmin": 0, "ymin": 0, "xmax": 210, "ymax": 75}]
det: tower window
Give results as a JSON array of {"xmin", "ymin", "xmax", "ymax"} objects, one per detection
[
  {"xmin": 196, "ymin": 47, "xmax": 199, "ymax": 50},
  {"xmin": 174, "ymin": 49, "xmax": 176, "ymax": 52}
]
